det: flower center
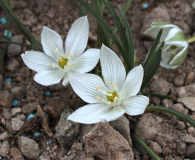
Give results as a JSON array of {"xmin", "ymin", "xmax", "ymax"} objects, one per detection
[
  {"xmin": 106, "ymin": 91, "xmax": 118, "ymax": 102},
  {"xmin": 96, "ymin": 81, "xmax": 119, "ymax": 105},
  {"xmin": 58, "ymin": 56, "xmax": 68, "ymax": 69}
]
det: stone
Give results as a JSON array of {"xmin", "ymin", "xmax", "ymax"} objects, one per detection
[
  {"xmin": 22, "ymin": 102, "xmax": 38, "ymax": 114},
  {"xmin": 141, "ymin": 5, "xmax": 171, "ymax": 34},
  {"xmin": 149, "ymin": 79, "xmax": 170, "ymax": 95},
  {"xmin": 162, "ymin": 99, "xmax": 173, "ymax": 108},
  {"xmin": 162, "ymin": 147, "xmax": 171, "ymax": 156},
  {"xmin": 182, "ymin": 134, "xmax": 195, "ymax": 143},
  {"xmin": 33, "ymin": 0, "xmax": 50, "ymax": 15},
  {"xmin": 4, "ymin": 81, "xmax": 12, "ymax": 90},
  {"xmin": 175, "ymin": 83, "xmax": 195, "ymax": 98},
  {"xmin": 176, "ymin": 121, "xmax": 185, "ymax": 130},
  {"xmin": 0, "ymin": 141, "xmax": 10, "ymax": 157},
  {"xmin": 173, "ymin": 75, "xmax": 184, "ymax": 87},
  {"xmin": 10, "ymin": 147, "xmax": 24, "ymax": 160},
  {"xmin": 155, "ymin": 135, "xmax": 166, "ymax": 147},
  {"xmin": 178, "ymin": 97, "xmax": 195, "ymax": 111},
  {"xmin": 3, "ymin": 111, "xmax": 12, "ymax": 120},
  {"xmin": 148, "ymin": 142, "xmax": 162, "ymax": 155},
  {"xmin": 10, "ymin": 0, "xmax": 27, "ymax": 9},
  {"xmin": 17, "ymin": 137, "xmax": 40, "ymax": 159},
  {"xmin": 6, "ymin": 120, "xmax": 17, "ymax": 134},
  {"xmin": 7, "ymin": 35, "xmax": 23, "ymax": 57},
  {"xmin": 11, "ymin": 87, "xmax": 26, "ymax": 100},
  {"xmin": 170, "ymin": 103, "xmax": 186, "ymax": 115},
  {"xmin": 110, "ymin": 115, "xmax": 132, "ymax": 145},
  {"xmin": 11, "ymin": 117, "xmax": 24, "ymax": 131},
  {"xmin": 176, "ymin": 141, "xmax": 186, "ymax": 155},
  {"xmin": 185, "ymin": 144, "xmax": 195, "ymax": 158},
  {"xmin": 43, "ymin": 97, "xmax": 68, "ymax": 119},
  {"xmin": 0, "ymin": 90, "xmax": 13, "ymax": 107},
  {"xmin": 56, "ymin": 108, "xmax": 80, "ymax": 147},
  {"xmin": 6, "ymin": 58, "xmax": 19, "ymax": 72},
  {"xmin": 84, "ymin": 122, "xmax": 134, "ymax": 160},
  {"xmin": 188, "ymin": 127, "xmax": 195, "ymax": 135},
  {"xmin": 37, "ymin": 105, "xmax": 53, "ymax": 137},
  {"xmin": 185, "ymin": 72, "xmax": 195, "ymax": 85},
  {"xmin": 11, "ymin": 107, "xmax": 21, "ymax": 116},
  {"xmin": 26, "ymin": 85, "xmax": 43, "ymax": 103},
  {"xmin": 150, "ymin": 96, "xmax": 160, "ymax": 105},
  {"xmin": 0, "ymin": 132, "xmax": 8, "ymax": 140},
  {"xmin": 80, "ymin": 124, "xmax": 94, "ymax": 142}
]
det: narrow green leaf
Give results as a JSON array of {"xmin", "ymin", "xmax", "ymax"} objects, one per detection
[
  {"xmin": 0, "ymin": 0, "xmax": 43, "ymax": 51},
  {"xmin": 75, "ymin": 0, "xmax": 130, "ymax": 71},
  {"xmin": 102, "ymin": 0, "xmax": 129, "ymax": 54},
  {"xmin": 131, "ymin": 133, "xmax": 161, "ymax": 160},
  {"xmin": 141, "ymin": 41, "xmax": 164, "ymax": 90},
  {"xmin": 144, "ymin": 29, "xmax": 163, "ymax": 73},
  {"xmin": 146, "ymin": 106, "xmax": 195, "ymax": 128},
  {"xmin": 80, "ymin": 0, "xmax": 86, "ymax": 16},
  {"xmin": 119, "ymin": 6, "xmax": 134, "ymax": 71}
]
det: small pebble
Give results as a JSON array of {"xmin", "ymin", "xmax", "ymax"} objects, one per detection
[
  {"xmin": 45, "ymin": 91, "xmax": 51, "ymax": 96},
  {"xmin": 4, "ymin": 29, "xmax": 12, "ymax": 38},
  {"xmin": 20, "ymin": 134, "xmax": 25, "ymax": 137},
  {"xmin": 12, "ymin": 100, "xmax": 18, "ymax": 107},
  {"xmin": 34, "ymin": 132, "xmax": 41, "ymax": 137},
  {"xmin": 0, "ymin": 17, "xmax": 7, "ymax": 24},
  {"xmin": 27, "ymin": 114, "xmax": 35, "ymax": 120},
  {"xmin": 142, "ymin": 3, "xmax": 148, "ymax": 9},
  {"xmin": 5, "ymin": 78, "xmax": 12, "ymax": 82},
  {"xmin": 48, "ymin": 139, "xmax": 52, "ymax": 144}
]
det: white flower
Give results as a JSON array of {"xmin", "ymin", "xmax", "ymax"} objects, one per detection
[
  {"xmin": 21, "ymin": 16, "xmax": 100, "ymax": 86},
  {"xmin": 68, "ymin": 45, "xmax": 149, "ymax": 124},
  {"xmin": 144, "ymin": 22, "xmax": 188, "ymax": 69}
]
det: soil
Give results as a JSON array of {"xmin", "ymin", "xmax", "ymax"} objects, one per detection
[{"xmin": 0, "ymin": 0, "xmax": 195, "ymax": 160}]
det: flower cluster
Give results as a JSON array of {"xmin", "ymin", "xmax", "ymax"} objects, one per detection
[
  {"xmin": 21, "ymin": 16, "xmax": 171, "ymax": 124},
  {"xmin": 144, "ymin": 22, "xmax": 188, "ymax": 69}
]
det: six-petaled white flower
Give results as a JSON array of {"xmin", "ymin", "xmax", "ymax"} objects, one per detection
[
  {"xmin": 144, "ymin": 22, "xmax": 188, "ymax": 69},
  {"xmin": 21, "ymin": 16, "xmax": 100, "ymax": 86},
  {"xmin": 68, "ymin": 45, "xmax": 149, "ymax": 124}
]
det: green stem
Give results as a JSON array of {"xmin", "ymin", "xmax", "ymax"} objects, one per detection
[
  {"xmin": 131, "ymin": 133, "xmax": 161, "ymax": 160},
  {"xmin": 146, "ymin": 106, "xmax": 195, "ymax": 128},
  {"xmin": 141, "ymin": 91, "xmax": 177, "ymax": 101},
  {"xmin": 0, "ymin": 40, "xmax": 32, "ymax": 48},
  {"xmin": 187, "ymin": 36, "xmax": 195, "ymax": 43},
  {"xmin": 109, "ymin": 0, "xmax": 132, "ymax": 45}
]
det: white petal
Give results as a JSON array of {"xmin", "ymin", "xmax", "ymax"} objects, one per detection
[
  {"xmin": 71, "ymin": 48, "xmax": 100, "ymax": 74},
  {"xmin": 21, "ymin": 51, "xmax": 58, "ymax": 72},
  {"xmin": 101, "ymin": 106, "xmax": 125, "ymax": 122},
  {"xmin": 68, "ymin": 103, "xmax": 110, "ymax": 124},
  {"xmin": 120, "ymin": 65, "xmax": 144, "ymax": 99},
  {"xmin": 164, "ymin": 28, "xmax": 181, "ymax": 41},
  {"xmin": 122, "ymin": 95, "xmax": 149, "ymax": 116},
  {"xmin": 70, "ymin": 74, "xmax": 108, "ymax": 103},
  {"xmin": 65, "ymin": 16, "xmax": 89, "ymax": 60},
  {"xmin": 62, "ymin": 70, "xmax": 78, "ymax": 86},
  {"xmin": 160, "ymin": 59, "xmax": 177, "ymax": 69},
  {"xmin": 100, "ymin": 45, "xmax": 126, "ymax": 92},
  {"xmin": 41, "ymin": 26, "xmax": 64, "ymax": 60},
  {"xmin": 34, "ymin": 69, "xmax": 65, "ymax": 86}
]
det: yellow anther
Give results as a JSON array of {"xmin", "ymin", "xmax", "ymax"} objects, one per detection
[
  {"xmin": 67, "ymin": 63, "xmax": 70, "ymax": 68},
  {"xmin": 112, "ymin": 84, "xmax": 118, "ymax": 90},
  {"xmin": 106, "ymin": 81, "xmax": 110, "ymax": 85},
  {"xmin": 97, "ymin": 96, "xmax": 102, "ymax": 101},
  {"xmin": 70, "ymin": 54, "xmax": 73, "ymax": 58},
  {"xmin": 66, "ymin": 51, "xmax": 70, "ymax": 55},
  {"xmin": 54, "ymin": 48, "xmax": 58, "ymax": 54},
  {"xmin": 114, "ymin": 96, "xmax": 118, "ymax": 103},
  {"xmin": 52, "ymin": 63, "xmax": 55, "ymax": 69},
  {"xmin": 96, "ymin": 86, "xmax": 100, "ymax": 91}
]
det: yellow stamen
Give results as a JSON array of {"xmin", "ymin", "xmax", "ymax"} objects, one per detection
[
  {"xmin": 106, "ymin": 81, "xmax": 110, "ymax": 85},
  {"xmin": 106, "ymin": 101, "xmax": 111, "ymax": 105},
  {"xmin": 66, "ymin": 51, "xmax": 70, "ymax": 55},
  {"xmin": 107, "ymin": 91, "xmax": 118, "ymax": 102},
  {"xmin": 114, "ymin": 96, "xmax": 118, "ymax": 103},
  {"xmin": 52, "ymin": 63, "xmax": 55, "ymax": 69},
  {"xmin": 97, "ymin": 96, "xmax": 102, "ymax": 101},
  {"xmin": 112, "ymin": 84, "xmax": 118, "ymax": 90},
  {"xmin": 70, "ymin": 54, "xmax": 73, "ymax": 58},
  {"xmin": 54, "ymin": 48, "xmax": 58, "ymax": 54},
  {"xmin": 67, "ymin": 63, "xmax": 70, "ymax": 68},
  {"xmin": 96, "ymin": 86, "xmax": 100, "ymax": 91}
]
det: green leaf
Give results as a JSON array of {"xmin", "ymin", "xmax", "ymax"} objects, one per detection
[
  {"xmin": 0, "ymin": 39, "xmax": 32, "ymax": 48},
  {"xmin": 141, "ymin": 41, "xmax": 164, "ymax": 90},
  {"xmin": 146, "ymin": 106, "xmax": 195, "ymax": 128},
  {"xmin": 102, "ymin": 0, "xmax": 128, "ymax": 54},
  {"xmin": 119, "ymin": 6, "xmax": 134, "ymax": 71},
  {"xmin": 0, "ymin": 0, "xmax": 43, "ymax": 52},
  {"xmin": 75, "ymin": 0, "xmax": 130, "ymax": 71},
  {"xmin": 144, "ymin": 29, "xmax": 163, "ymax": 73},
  {"xmin": 131, "ymin": 133, "xmax": 161, "ymax": 160}
]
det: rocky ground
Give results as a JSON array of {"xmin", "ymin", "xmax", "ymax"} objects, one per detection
[{"xmin": 0, "ymin": 0, "xmax": 195, "ymax": 159}]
